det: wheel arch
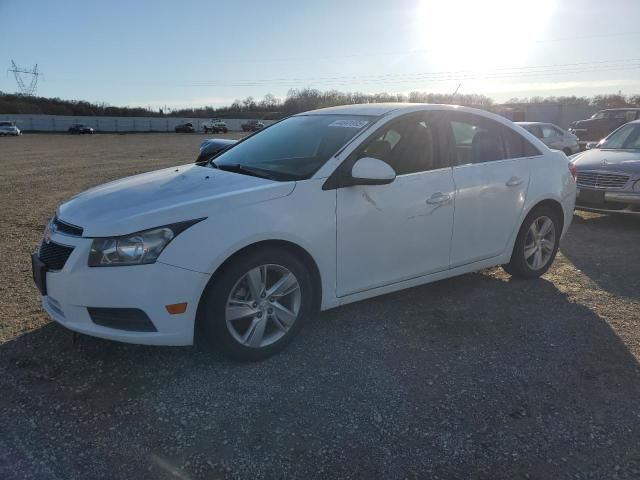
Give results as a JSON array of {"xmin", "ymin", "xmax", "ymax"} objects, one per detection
[
  {"xmin": 505, "ymin": 196, "xmax": 566, "ymax": 263},
  {"xmin": 523, "ymin": 197, "xmax": 565, "ymax": 234},
  {"xmin": 194, "ymin": 239, "xmax": 323, "ymax": 341}
]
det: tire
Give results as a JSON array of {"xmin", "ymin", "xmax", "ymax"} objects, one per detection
[
  {"xmin": 198, "ymin": 247, "xmax": 315, "ymax": 361},
  {"xmin": 223, "ymin": 128, "xmax": 228, "ymax": 134},
  {"xmin": 502, "ymin": 205, "xmax": 562, "ymax": 279}
]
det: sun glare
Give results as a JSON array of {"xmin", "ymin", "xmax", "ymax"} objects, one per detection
[{"xmin": 415, "ymin": 0, "xmax": 556, "ymax": 71}]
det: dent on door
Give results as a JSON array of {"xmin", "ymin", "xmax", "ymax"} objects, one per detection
[{"xmin": 336, "ymin": 169, "xmax": 456, "ymax": 297}]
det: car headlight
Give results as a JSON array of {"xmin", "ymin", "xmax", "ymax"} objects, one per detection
[{"xmin": 88, "ymin": 219, "xmax": 203, "ymax": 267}]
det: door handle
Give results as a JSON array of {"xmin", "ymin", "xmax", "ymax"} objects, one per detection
[
  {"xmin": 426, "ymin": 192, "xmax": 452, "ymax": 205},
  {"xmin": 506, "ymin": 176, "xmax": 523, "ymax": 187}
]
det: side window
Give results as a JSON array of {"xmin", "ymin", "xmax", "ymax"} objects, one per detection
[
  {"xmin": 625, "ymin": 110, "xmax": 637, "ymax": 122},
  {"xmin": 541, "ymin": 125, "xmax": 558, "ymax": 138},
  {"xmin": 614, "ymin": 111, "xmax": 627, "ymax": 119},
  {"xmin": 444, "ymin": 113, "xmax": 540, "ymax": 165},
  {"xmin": 360, "ymin": 113, "xmax": 443, "ymax": 175},
  {"xmin": 527, "ymin": 125, "xmax": 543, "ymax": 138},
  {"xmin": 505, "ymin": 128, "xmax": 542, "ymax": 158}
]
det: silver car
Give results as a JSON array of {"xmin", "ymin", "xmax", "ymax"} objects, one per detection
[
  {"xmin": 516, "ymin": 122, "xmax": 579, "ymax": 156},
  {"xmin": 570, "ymin": 120, "xmax": 640, "ymax": 215},
  {"xmin": 0, "ymin": 121, "xmax": 21, "ymax": 136}
]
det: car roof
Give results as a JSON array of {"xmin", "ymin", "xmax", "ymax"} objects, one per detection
[
  {"xmin": 299, "ymin": 103, "xmax": 503, "ymax": 118},
  {"xmin": 204, "ymin": 138, "xmax": 236, "ymax": 145},
  {"xmin": 599, "ymin": 107, "xmax": 640, "ymax": 111}
]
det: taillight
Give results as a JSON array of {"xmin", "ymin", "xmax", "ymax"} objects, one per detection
[{"xmin": 568, "ymin": 162, "xmax": 577, "ymax": 180}]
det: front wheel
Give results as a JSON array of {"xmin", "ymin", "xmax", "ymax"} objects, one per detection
[
  {"xmin": 502, "ymin": 206, "xmax": 561, "ymax": 279},
  {"xmin": 198, "ymin": 247, "xmax": 315, "ymax": 361}
]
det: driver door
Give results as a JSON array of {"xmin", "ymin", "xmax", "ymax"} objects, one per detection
[{"xmin": 335, "ymin": 112, "xmax": 455, "ymax": 297}]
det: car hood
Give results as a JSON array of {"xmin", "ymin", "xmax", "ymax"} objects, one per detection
[
  {"xmin": 571, "ymin": 149, "xmax": 640, "ymax": 174},
  {"xmin": 57, "ymin": 164, "xmax": 295, "ymax": 237}
]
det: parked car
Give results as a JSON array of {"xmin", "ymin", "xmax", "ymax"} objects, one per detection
[
  {"xmin": 241, "ymin": 119, "xmax": 265, "ymax": 132},
  {"xmin": 568, "ymin": 108, "xmax": 640, "ymax": 148},
  {"xmin": 68, "ymin": 124, "xmax": 94, "ymax": 134},
  {"xmin": 175, "ymin": 122, "xmax": 195, "ymax": 133},
  {"xmin": 32, "ymin": 104, "xmax": 575, "ymax": 360},
  {"xmin": 203, "ymin": 119, "xmax": 228, "ymax": 134},
  {"xmin": 0, "ymin": 121, "xmax": 21, "ymax": 136},
  {"xmin": 516, "ymin": 122, "xmax": 579, "ymax": 156},
  {"xmin": 195, "ymin": 138, "xmax": 237, "ymax": 164},
  {"xmin": 571, "ymin": 120, "xmax": 640, "ymax": 215}
]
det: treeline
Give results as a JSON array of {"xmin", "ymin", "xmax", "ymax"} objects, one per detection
[
  {"xmin": 2, "ymin": 89, "xmax": 639, "ymax": 119},
  {"xmin": 506, "ymin": 93, "xmax": 640, "ymax": 108},
  {"xmin": 0, "ymin": 92, "xmax": 157, "ymax": 117},
  {"xmin": 170, "ymin": 89, "xmax": 494, "ymax": 118}
]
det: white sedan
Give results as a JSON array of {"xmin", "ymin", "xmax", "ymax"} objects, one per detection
[{"xmin": 33, "ymin": 104, "xmax": 576, "ymax": 360}]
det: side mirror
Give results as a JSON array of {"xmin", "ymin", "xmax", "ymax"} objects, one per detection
[
  {"xmin": 585, "ymin": 141, "xmax": 599, "ymax": 150},
  {"xmin": 351, "ymin": 157, "xmax": 396, "ymax": 185}
]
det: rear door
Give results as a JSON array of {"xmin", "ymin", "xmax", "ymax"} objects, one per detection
[{"xmin": 442, "ymin": 112, "xmax": 541, "ymax": 267}]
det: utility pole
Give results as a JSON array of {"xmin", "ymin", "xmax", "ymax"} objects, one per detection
[{"xmin": 7, "ymin": 60, "xmax": 41, "ymax": 96}]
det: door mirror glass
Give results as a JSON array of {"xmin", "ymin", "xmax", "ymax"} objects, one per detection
[{"xmin": 351, "ymin": 157, "xmax": 396, "ymax": 185}]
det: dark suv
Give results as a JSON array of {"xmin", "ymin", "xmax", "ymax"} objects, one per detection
[
  {"xmin": 241, "ymin": 120, "xmax": 265, "ymax": 132},
  {"xmin": 569, "ymin": 108, "xmax": 640, "ymax": 147},
  {"xmin": 175, "ymin": 122, "xmax": 195, "ymax": 133},
  {"xmin": 68, "ymin": 124, "xmax": 94, "ymax": 134}
]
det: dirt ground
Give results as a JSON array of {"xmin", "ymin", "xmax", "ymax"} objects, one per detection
[{"xmin": 1, "ymin": 133, "xmax": 639, "ymax": 479}]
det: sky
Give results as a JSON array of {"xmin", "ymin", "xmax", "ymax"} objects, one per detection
[{"xmin": 1, "ymin": 0, "xmax": 639, "ymax": 109}]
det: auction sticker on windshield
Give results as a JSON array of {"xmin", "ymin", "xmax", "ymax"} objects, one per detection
[{"xmin": 328, "ymin": 119, "xmax": 369, "ymax": 128}]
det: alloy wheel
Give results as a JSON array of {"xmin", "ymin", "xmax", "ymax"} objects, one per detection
[
  {"xmin": 524, "ymin": 215, "xmax": 556, "ymax": 270},
  {"xmin": 225, "ymin": 264, "xmax": 301, "ymax": 348}
]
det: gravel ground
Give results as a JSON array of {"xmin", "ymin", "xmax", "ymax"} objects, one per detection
[{"xmin": 1, "ymin": 133, "xmax": 640, "ymax": 479}]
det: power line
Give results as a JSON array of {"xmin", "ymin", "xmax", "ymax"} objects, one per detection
[
  {"xmin": 207, "ymin": 31, "xmax": 640, "ymax": 66},
  {"xmin": 181, "ymin": 59, "xmax": 640, "ymax": 87},
  {"xmin": 41, "ymin": 58, "xmax": 640, "ymax": 90}
]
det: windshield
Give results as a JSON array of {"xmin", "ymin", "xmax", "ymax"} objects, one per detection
[
  {"xmin": 213, "ymin": 114, "xmax": 375, "ymax": 180},
  {"xmin": 600, "ymin": 123, "xmax": 640, "ymax": 150},
  {"xmin": 591, "ymin": 111, "xmax": 607, "ymax": 119}
]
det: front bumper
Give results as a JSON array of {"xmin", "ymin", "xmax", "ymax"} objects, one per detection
[
  {"xmin": 575, "ymin": 188, "xmax": 640, "ymax": 215},
  {"xmin": 36, "ymin": 232, "xmax": 210, "ymax": 345}
]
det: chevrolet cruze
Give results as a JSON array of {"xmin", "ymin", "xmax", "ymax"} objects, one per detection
[{"xmin": 33, "ymin": 104, "xmax": 576, "ymax": 360}]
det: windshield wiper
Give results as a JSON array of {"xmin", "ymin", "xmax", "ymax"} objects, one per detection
[{"xmin": 212, "ymin": 162, "xmax": 279, "ymax": 180}]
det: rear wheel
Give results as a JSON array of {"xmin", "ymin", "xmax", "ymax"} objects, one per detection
[
  {"xmin": 199, "ymin": 247, "xmax": 314, "ymax": 361},
  {"xmin": 502, "ymin": 206, "xmax": 561, "ymax": 279}
]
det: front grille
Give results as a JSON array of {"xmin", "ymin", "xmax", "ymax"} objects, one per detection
[
  {"xmin": 39, "ymin": 241, "xmax": 74, "ymax": 270},
  {"xmin": 53, "ymin": 216, "xmax": 83, "ymax": 236},
  {"xmin": 577, "ymin": 171, "xmax": 630, "ymax": 190}
]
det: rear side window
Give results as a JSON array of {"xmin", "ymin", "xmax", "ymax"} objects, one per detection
[
  {"xmin": 541, "ymin": 124, "xmax": 559, "ymax": 138},
  {"xmin": 443, "ymin": 113, "xmax": 540, "ymax": 165},
  {"xmin": 524, "ymin": 125, "xmax": 543, "ymax": 139}
]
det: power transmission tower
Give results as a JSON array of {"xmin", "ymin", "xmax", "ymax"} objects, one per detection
[{"xmin": 7, "ymin": 60, "xmax": 41, "ymax": 95}]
